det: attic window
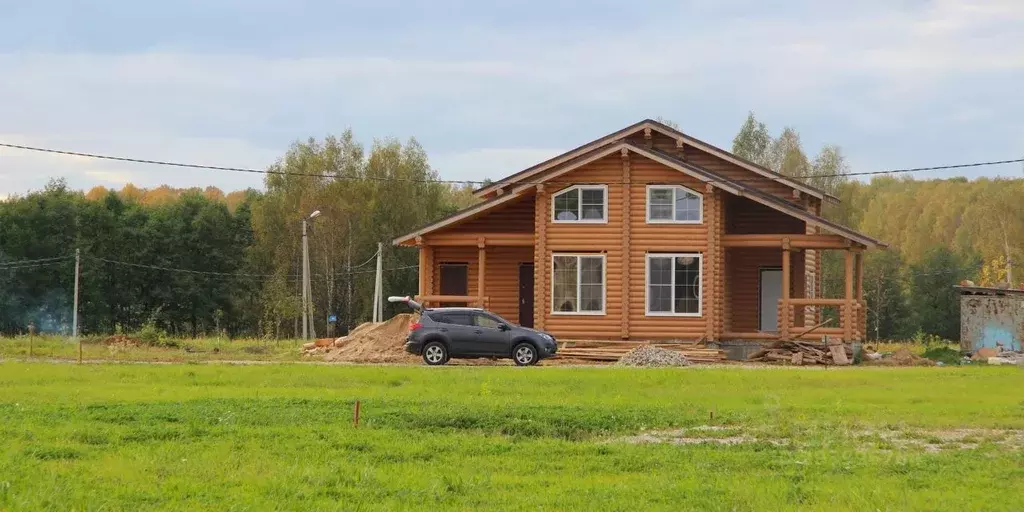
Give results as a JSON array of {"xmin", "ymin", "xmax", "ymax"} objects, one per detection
[
  {"xmin": 647, "ymin": 185, "xmax": 702, "ymax": 223},
  {"xmin": 552, "ymin": 185, "xmax": 607, "ymax": 223}
]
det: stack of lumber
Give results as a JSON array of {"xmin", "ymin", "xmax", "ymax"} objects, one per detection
[
  {"xmin": 556, "ymin": 340, "xmax": 726, "ymax": 364},
  {"xmin": 747, "ymin": 339, "xmax": 853, "ymax": 366}
]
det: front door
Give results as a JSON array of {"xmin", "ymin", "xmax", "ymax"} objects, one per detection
[
  {"xmin": 759, "ymin": 268, "xmax": 783, "ymax": 332},
  {"xmin": 518, "ymin": 263, "xmax": 534, "ymax": 327},
  {"xmin": 439, "ymin": 263, "xmax": 469, "ymax": 307}
]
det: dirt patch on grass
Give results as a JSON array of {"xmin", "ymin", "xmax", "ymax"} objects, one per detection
[
  {"xmin": 854, "ymin": 427, "xmax": 1024, "ymax": 453},
  {"xmin": 607, "ymin": 425, "xmax": 1024, "ymax": 451},
  {"xmin": 609, "ymin": 426, "xmax": 787, "ymax": 447}
]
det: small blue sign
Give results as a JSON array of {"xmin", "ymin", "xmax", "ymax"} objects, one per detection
[{"xmin": 328, "ymin": 314, "xmax": 338, "ymax": 323}]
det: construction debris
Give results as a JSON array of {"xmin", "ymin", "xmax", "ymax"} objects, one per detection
[
  {"xmin": 303, "ymin": 314, "xmax": 419, "ymax": 363},
  {"xmin": 557, "ymin": 340, "xmax": 725, "ymax": 364},
  {"xmin": 971, "ymin": 347, "xmax": 1000, "ymax": 361},
  {"xmin": 616, "ymin": 346, "xmax": 691, "ymax": 367},
  {"xmin": 747, "ymin": 339, "xmax": 854, "ymax": 366}
]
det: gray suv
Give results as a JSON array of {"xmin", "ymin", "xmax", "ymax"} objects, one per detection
[{"xmin": 391, "ymin": 297, "xmax": 557, "ymax": 366}]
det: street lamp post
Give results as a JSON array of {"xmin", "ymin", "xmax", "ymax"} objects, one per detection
[{"xmin": 302, "ymin": 210, "xmax": 322, "ymax": 340}]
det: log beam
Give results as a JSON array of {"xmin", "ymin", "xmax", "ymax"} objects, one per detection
[
  {"xmin": 781, "ymin": 238, "xmax": 791, "ymax": 340},
  {"xmin": 477, "ymin": 237, "xmax": 486, "ymax": 309},
  {"xmin": 844, "ymin": 250, "xmax": 854, "ymax": 342},
  {"xmin": 416, "ymin": 237, "xmax": 427, "ymax": 297},
  {"xmin": 620, "ymin": 148, "xmax": 631, "ymax": 339},
  {"xmin": 721, "ymin": 234, "xmax": 856, "ymax": 249},
  {"xmin": 706, "ymin": 183, "xmax": 717, "ymax": 341},
  {"xmin": 534, "ymin": 184, "xmax": 547, "ymax": 330}
]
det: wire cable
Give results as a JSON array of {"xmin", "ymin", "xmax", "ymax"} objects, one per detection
[
  {"xmin": 0, "ymin": 255, "xmax": 73, "ymax": 267},
  {"xmin": 2, "ymin": 141, "xmax": 1021, "ymax": 187}
]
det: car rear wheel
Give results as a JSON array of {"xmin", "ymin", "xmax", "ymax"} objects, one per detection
[
  {"xmin": 513, "ymin": 343, "xmax": 538, "ymax": 366},
  {"xmin": 422, "ymin": 341, "xmax": 449, "ymax": 366}
]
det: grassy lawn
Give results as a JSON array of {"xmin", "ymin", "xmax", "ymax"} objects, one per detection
[
  {"xmin": 0, "ymin": 362, "xmax": 1022, "ymax": 511},
  {"xmin": 0, "ymin": 335, "xmax": 307, "ymax": 363}
]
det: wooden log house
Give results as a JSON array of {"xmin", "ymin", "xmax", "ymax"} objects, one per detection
[{"xmin": 394, "ymin": 120, "xmax": 886, "ymax": 343}]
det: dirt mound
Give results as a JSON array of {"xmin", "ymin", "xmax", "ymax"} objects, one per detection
[
  {"xmin": 616, "ymin": 346, "xmax": 691, "ymax": 367},
  {"xmin": 873, "ymin": 347, "xmax": 936, "ymax": 367},
  {"xmin": 103, "ymin": 334, "xmax": 141, "ymax": 346},
  {"xmin": 319, "ymin": 313, "xmax": 420, "ymax": 363}
]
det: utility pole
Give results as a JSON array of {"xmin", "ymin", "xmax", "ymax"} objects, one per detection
[
  {"xmin": 72, "ymin": 249, "xmax": 80, "ymax": 338},
  {"xmin": 302, "ymin": 218, "xmax": 309, "ymax": 340},
  {"xmin": 378, "ymin": 243, "xmax": 384, "ymax": 321},
  {"xmin": 346, "ymin": 217, "xmax": 353, "ymax": 330},
  {"xmin": 372, "ymin": 243, "xmax": 383, "ymax": 322},
  {"xmin": 302, "ymin": 210, "xmax": 322, "ymax": 340},
  {"xmin": 73, "ymin": 249, "xmax": 81, "ymax": 363}
]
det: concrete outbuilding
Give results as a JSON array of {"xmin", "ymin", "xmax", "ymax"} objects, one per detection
[{"xmin": 955, "ymin": 285, "xmax": 1024, "ymax": 353}]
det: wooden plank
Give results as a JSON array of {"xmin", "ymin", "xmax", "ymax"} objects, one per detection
[
  {"xmin": 830, "ymin": 344, "xmax": 850, "ymax": 365},
  {"xmin": 791, "ymin": 352, "xmax": 803, "ymax": 365}
]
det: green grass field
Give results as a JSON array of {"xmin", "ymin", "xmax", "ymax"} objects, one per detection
[
  {"xmin": 1, "ymin": 362, "xmax": 1022, "ymax": 511},
  {"xmin": 0, "ymin": 335, "xmax": 307, "ymax": 363}
]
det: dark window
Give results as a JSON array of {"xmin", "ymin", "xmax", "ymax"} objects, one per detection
[{"xmin": 440, "ymin": 312, "xmax": 474, "ymax": 326}]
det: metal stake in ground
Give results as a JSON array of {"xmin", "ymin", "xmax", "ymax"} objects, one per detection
[{"xmin": 353, "ymin": 400, "xmax": 361, "ymax": 428}]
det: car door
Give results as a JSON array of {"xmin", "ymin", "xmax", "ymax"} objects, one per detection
[
  {"xmin": 434, "ymin": 312, "xmax": 477, "ymax": 356},
  {"xmin": 472, "ymin": 313, "xmax": 511, "ymax": 356}
]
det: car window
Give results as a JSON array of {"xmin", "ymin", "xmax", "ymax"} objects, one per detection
[
  {"xmin": 441, "ymin": 313, "xmax": 474, "ymax": 326},
  {"xmin": 473, "ymin": 314, "xmax": 502, "ymax": 329}
]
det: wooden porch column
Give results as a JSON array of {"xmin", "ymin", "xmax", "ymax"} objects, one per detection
[
  {"xmin": 781, "ymin": 238, "xmax": 791, "ymax": 340},
  {"xmin": 856, "ymin": 250, "xmax": 865, "ymax": 341},
  {"xmin": 844, "ymin": 250, "xmax": 854, "ymax": 342},
  {"xmin": 534, "ymin": 184, "xmax": 547, "ymax": 330},
  {"xmin": 705, "ymin": 183, "xmax": 718, "ymax": 341},
  {"xmin": 477, "ymin": 237, "xmax": 487, "ymax": 309},
  {"xmin": 620, "ymin": 148, "xmax": 631, "ymax": 339},
  {"xmin": 416, "ymin": 236, "xmax": 427, "ymax": 297}
]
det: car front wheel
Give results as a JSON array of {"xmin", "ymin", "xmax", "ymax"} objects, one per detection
[
  {"xmin": 422, "ymin": 342, "xmax": 449, "ymax": 366},
  {"xmin": 512, "ymin": 343, "xmax": 538, "ymax": 366}
]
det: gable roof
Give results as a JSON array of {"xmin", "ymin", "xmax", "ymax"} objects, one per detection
[
  {"xmin": 473, "ymin": 119, "xmax": 838, "ymax": 203},
  {"xmin": 395, "ymin": 142, "xmax": 885, "ymax": 248}
]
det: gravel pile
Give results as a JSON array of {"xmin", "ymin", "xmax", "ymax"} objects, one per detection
[{"xmin": 616, "ymin": 346, "xmax": 691, "ymax": 367}]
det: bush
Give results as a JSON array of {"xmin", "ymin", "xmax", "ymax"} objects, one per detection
[
  {"xmin": 133, "ymin": 321, "xmax": 178, "ymax": 348},
  {"xmin": 921, "ymin": 346, "xmax": 962, "ymax": 365}
]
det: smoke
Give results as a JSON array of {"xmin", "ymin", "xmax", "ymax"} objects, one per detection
[{"xmin": 11, "ymin": 289, "xmax": 71, "ymax": 335}]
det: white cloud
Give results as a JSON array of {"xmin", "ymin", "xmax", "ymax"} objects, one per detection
[
  {"xmin": 0, "ymin": 1, "xmax": 1021, "ymax": 194},
  {"xmin": 431, "ymin": 148, "xmax": 565, "ymax": 183}
]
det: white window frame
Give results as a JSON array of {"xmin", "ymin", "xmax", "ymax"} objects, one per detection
[
  {"xmin": 645, "ymin": 253, "xmax": 703, "ymax": 317},
  {"xmin": 551, "ymin": 185, "xmax": 608, "ymax": 224},
  {"xmin": 646, "ymin": 185, "xmax": 703, "ymax": 224},
  {"xmin": 550, "ymin": 253, "xmax": 606, "ymax": 315}
]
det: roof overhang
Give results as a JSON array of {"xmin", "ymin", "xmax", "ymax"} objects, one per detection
[
  {"xmin": 392, "ymin": 189, "xmax": 528, "ymax": 246},
  {"xmin": 474, "ymin": 119, "xmax": 837, "ymax": 203}
]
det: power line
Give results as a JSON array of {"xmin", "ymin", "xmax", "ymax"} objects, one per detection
[
  {"xmin": 88, "ymin": 256, "xmax": 279, "ymax": 277},
  {"xmin": 87, "ymin": 254, "xmax": 415, "ymax": 279},
  {"xmin": 2, "ymin": 141, "xmax": 1022, "ymax": 187},
  {"xmin": 0, "ymin": 256, "xmax": 73, "ymax": 267},
  {"xmin": 0, "ymin": 261, "xmax": 71, "ymax": 271}
]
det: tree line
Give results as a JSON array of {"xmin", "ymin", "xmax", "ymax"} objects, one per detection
[
  {"xmin": 2, "ymin": 118, "xmax": 1018, "ymax": 341},
  {"xmin": 0, "ymin": 133, "xmax": 472, "ymax": 337}
]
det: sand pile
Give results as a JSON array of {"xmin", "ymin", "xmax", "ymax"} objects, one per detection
[
  {"xmin": 316, "ymin": 313, "xmax": 420, "ymax": 363},
  {"xmin": 870, "ymin": 347, "xmax": 936, "ymax": 367}
]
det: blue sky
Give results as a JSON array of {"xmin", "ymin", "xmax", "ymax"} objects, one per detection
[{"xmin": 1, "ymin": 0, "xmax": 1022, "ymax": 196}]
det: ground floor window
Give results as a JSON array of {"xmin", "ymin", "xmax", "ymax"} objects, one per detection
[
  {"xmin": 552, "ymin": 254, "xmax": 605, "ymax": 314},
  {"xmin": 646, "ymin": 253, "xmax": 702, "ymax": 316}
]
